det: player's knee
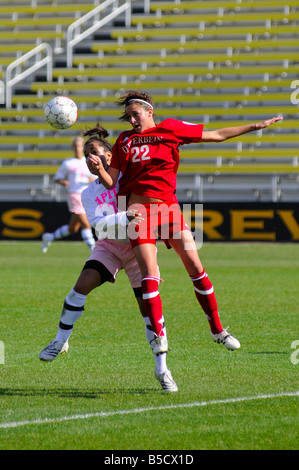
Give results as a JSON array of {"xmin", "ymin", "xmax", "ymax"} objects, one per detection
[{"xmin": 133, "ymin": 287, "xmax": 142, "ymax": 298}]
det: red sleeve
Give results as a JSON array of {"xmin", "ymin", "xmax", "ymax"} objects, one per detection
[{"xmin": 170, "ymin": 119, "xmax": 203, "ymax": 143}]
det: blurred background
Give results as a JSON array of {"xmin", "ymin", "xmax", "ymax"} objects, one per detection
[{"xmin": 0, "ymin": 0, "xmax": 298, "ymax": 242}]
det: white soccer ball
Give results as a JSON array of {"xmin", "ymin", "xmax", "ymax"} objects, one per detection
[{"xmin": 44, "ymin": 96, "xmax": 78, "ymax": 129}]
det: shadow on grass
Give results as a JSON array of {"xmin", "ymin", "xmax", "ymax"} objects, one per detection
[
  {"xmin": 247, "ymin": 351, "xmax": 289, "ymax": 355},
  {"xmin": 0, "ymin": 387, "xmax": 157, "ymax": 398}
]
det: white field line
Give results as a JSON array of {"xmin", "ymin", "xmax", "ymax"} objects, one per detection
[{"xmin": 0, "ymin": 391, "xmax": 298, "ymax": 430}]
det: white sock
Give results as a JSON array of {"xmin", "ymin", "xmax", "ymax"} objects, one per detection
[
  {"xmin": 81, "ymin": 228, "xmax": 95, "ymax": 251},
  {"xmin": 55, "ymin": 288, "xmax": 86, "ymax": 343},
  {"xmin": 50, "ymin": 224, "xmax": 70, "ymax": 241},
  {"xmin": 55, "ymin": 327, "xmax": 72, "ymax": 343},
  {"xmin": 143, "ymin": 316, "xmax": 168, "ymax": 374},
  {"xmin": 154, "ymin": 352, "xmax": 167, "ymax": 374}
]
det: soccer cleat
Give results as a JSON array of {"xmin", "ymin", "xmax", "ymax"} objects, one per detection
[
  {"xmin": 39, "ymin": 340, "xmax": 69, "ymax": 362},
  {"xmin": 150, "ymin": 335, "xmax": 168, "ymax": 355},
  {"xmin": 211, "ymin": 328, "xmax": 240, "ymax": 351},
  {"xmin": 41, "ymin": 233, "xmax": 52, "ymax": 253},
  {"xmin": 155, "ymin": 369, "xmax": 178, "ymax": 392}
]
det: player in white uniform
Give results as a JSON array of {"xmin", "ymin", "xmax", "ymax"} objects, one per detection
[
  {"xmin": 39, "ymin": 125, "xmax": 178, "ymax": 392},
  {"xmin": 41, "ymin": 136, "xmax": 96, "ymax": 253}
]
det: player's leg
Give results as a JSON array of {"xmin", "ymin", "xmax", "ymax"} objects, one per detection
[
  {"xmin": 69, "ymin": 192, "xmax": 95, "ymax": 251},
  {"xmin": 41, "ymin": 208, "xmax": 84, "ymax": 253},
  {"xmin": 132, "ymin": 242, "xmax": 162, "ymax": 337},
  {"xmin": 128, "ymin": 203, "xmax": 166, "ymax": 342},
  {"xmin": 41, "ymin": 193, "xmax": 83, "ymax": 253},
  {"xmin": 41, "ymin": 224, "xmax": 70, "ymax": 253},
  {"xmin": 169, "ymin": 230, "xmax": 222, "ymax": 332},
  {"xmin": 41, "ymin": 212, "xmax": 95, "ymax": 254},
  {"xmin": 75, "ymin": 212, "xmax": 95, "ymax": 252},
  {"xmin": 124, "ymin": 246, "xmax": 177, "ymax": 392},
  {"xmin": 169, "ymin": 230, "xmax": 240, "ymax": 350},
  {"xmin": 132, "ymin": 243, "xmax": 168, "ymax": 355},
  {"xmin": 134, "ymin": 291, "xmax": 177, "ymax": 392},
  {"xmin": 55, "ymin": 261, "xmax": 109, "ymax": 340},
  {"xmin": 39, "ymin": 260, "xmax": 112, "ymax": 361}
]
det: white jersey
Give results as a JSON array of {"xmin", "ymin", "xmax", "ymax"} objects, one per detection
[
  {"xmin": 55, "ymin": 156, "xmax": 95, "ymax": 194},
  {"xmin": 81, "ymin": 176, "xmax": 129, "ymax": 242}
]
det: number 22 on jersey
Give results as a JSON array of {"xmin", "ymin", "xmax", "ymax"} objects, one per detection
[{"xmin": 131, "ymin": 145, "xmax": 151, "ymax": 163}]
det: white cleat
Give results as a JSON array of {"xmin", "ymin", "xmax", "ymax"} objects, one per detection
[
  {"xmin": 41, "ymin": 233, "xmax": 52, "ymax": 253},
  {"xmin": 211, "ymin": 328, "xmax": 240, "ymax": 351},
  {"xmin": 155, "ymin": 369, "xmax": 178, "ymax": 392},
  {"xmin": 39, "ymin": 340, "xmax": 69, "ymax": 362},
  {"xmin": 150, "ymin": 335, "xmax": 168, "ymax": 355}
]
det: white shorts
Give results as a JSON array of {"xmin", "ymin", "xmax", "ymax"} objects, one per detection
[
  {"xmin": 87, "ymin": 238, "xmax": 142, "ymax": 288},
  {"xmin": 67, "ymin": 192, "xmax": 86, "ymax": 215}
]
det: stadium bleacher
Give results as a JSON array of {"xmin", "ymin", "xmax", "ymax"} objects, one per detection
[{"xmin": 0, "ymin": 0, "xmax": 298, "ymax": 201}]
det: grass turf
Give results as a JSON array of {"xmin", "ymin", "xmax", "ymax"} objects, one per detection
[{"xmin": 0, "ymin": 241, "xmax": 298, "ymax": 450}]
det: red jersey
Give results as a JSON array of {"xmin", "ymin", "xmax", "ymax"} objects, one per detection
[{"xmin": 110, "ymin": 118, "xmax": 204, "ymax": 202}]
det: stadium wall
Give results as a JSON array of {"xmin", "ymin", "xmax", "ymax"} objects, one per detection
[{"xmin": 0, "ymin": 201, "xmax": 298, "ymax": 242}]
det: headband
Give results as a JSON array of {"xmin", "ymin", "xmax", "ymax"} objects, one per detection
[
  {"xmin": 84, "ymin": 133, "xmax": 111, "ymax": 151},
  {"xmin": 127, "ymin": 98, "xmax": 154, "ymax": 109},
  {"xmin": 86, "ymin": 133, "xmax": 101, "ymax": 141}
]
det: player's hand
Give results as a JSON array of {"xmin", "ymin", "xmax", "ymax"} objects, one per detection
[
  {"xmin": 86, "ymin": 153, "xmax": 104, "ymax": 175},
  {"xmin": 126, "ymin": 209, "xmax": 144, "ymax": 225},
  {"xmin": 256, "ymin": 115, "xmax": 283, "ymax": 130}
]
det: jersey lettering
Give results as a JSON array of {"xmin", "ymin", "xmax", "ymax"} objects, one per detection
[
  {"xmin": 95, "ymin": 188, "xmax": 117, "ymax": 205},
  {"xmin": 131, "ymin": 135, "xmax": 162, "ymax": 145}
]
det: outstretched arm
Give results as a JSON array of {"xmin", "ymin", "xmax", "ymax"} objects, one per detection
[
  {"xmin": 81, "ymin": 186, "xmax": 143, "ymax": 240},
  {"xmin": 201, "ymin": 115, "xmax": 283, "ymax": 142},
  {"xmin": 92, "ymin": 209, "xmax": 143, "ymax": 241}
]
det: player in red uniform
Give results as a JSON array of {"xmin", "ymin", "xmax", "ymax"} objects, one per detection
[
  {"xmin": 88, "ymin": 90, "xmax": 283, "ymax": 354},
  {"xmin": 40, "ymin": 125, "xmax": 178, "ymax": 391}
]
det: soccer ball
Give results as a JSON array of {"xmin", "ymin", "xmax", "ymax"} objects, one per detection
[{"xmin": 44, "ymin": 96, "xmax": 78, "ymax": 129}]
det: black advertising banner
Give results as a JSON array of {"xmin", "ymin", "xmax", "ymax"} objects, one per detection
[
  {"xmin": 0, "ymin": 201, "xmax": 82, "ymax": 241},
  {"xmin": 0, "ymin": 201, "xmax": 298, "ymax": 242},
  {"xmin": 180, "ymin": 201, "xmax": 299, "ymax": 242}
]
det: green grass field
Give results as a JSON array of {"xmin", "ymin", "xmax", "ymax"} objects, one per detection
[{"xmin": 0, "ymin": 241, "xmax": 298, "ymax": 450}]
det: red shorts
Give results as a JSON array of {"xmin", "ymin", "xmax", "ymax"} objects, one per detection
[{"xmin": 128, "ymin": 201, "xmax": 190, "ymax": 248}]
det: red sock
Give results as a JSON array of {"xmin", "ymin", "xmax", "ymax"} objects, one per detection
[
  {"xmin": 141, "ymin": 277, "xmax": 164, "ymax": 337},
  {"xmin": 191, "ymin": 270, "xmax": 223, "ymax": 334}
]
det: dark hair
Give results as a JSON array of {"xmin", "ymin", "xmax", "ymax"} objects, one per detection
[
  {"xmin": 116, "ymin": 90, "xmax": 155, "ymax": 122},
  {"xmin": 82, "ymin": 124, "xmax": 112, "ymax": 153}
]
